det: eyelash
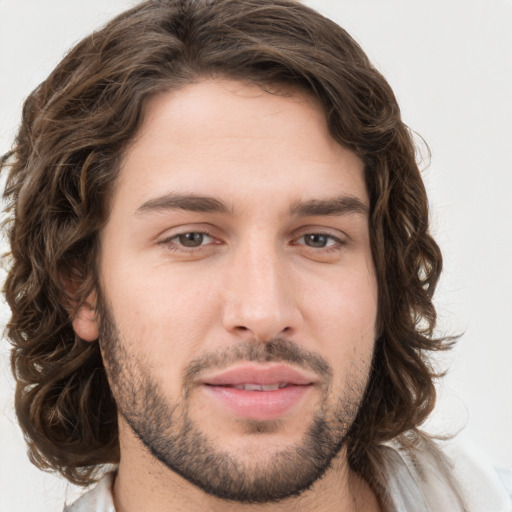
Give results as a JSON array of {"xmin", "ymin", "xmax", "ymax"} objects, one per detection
[{"xmin": 159, "ymin": 230, "xmax": 347, "ymax": 253}]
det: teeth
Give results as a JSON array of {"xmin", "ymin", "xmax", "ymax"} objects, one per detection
[{"xmin": 233, "ymin": 383, "xmax": 288, "ymax": 391}]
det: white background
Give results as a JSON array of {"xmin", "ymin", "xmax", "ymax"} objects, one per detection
[{"xmin": 0, "ymin": 1, "xmax": 511, "ymax": 510}]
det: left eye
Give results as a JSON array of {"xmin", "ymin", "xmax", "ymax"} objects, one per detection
[
  {"xmin": 170, "ymin": 232, "xmax": 213, "ymax": 248},
  {"xmin": 297, "ymin": 233, "xmax": 339, "ymax": 248}
]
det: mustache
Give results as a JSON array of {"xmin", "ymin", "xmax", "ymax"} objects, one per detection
[{"xmin": 182, "ymin": 337, "xmax": 332, "ymax": 385}]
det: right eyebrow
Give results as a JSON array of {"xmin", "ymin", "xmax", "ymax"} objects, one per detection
[{"xmin": 135, "ymin": 193, "xmax": 233, "ymax": 216}]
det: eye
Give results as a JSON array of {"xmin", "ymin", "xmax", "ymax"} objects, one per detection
[
  {"xmin": 168, "ymin": 232, "xmax": 214, "ymax": 248},
  {"xmin": 297, "ymin": 233, "xmax": 341, "ymax": 249}
]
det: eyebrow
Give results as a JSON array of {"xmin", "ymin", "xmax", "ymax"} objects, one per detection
[
  {"xmin": 136, "ymin": 193, "xmax": 233, "ymax": 216},
  {"xmin": 135, "ymin": 192, "xmax": 368, "ymax": 218},
  {"xmin": 289, "ymin": 195, "xmax": 369, "ymax": 217}
]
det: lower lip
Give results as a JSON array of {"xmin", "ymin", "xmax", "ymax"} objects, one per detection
[{"xmin": 202, "ymin": 385, "xmax": 312, "ymax": 421}]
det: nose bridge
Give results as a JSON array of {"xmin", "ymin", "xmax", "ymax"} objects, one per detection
[{"xmin": 222, "ymin": 232, "xmax": 298, "ymax": 340}]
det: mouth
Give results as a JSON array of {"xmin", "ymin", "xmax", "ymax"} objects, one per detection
[
  {"xmin": 200, "ymin": 363, "xmax": 316, "ymax": 387},
  {"xmin": 199, "ymin": 364, "xmax": 316, "ymax": 421},
  {"xmin": 212, "ymin": 382, "xmax": 293, "ymax": 391}
]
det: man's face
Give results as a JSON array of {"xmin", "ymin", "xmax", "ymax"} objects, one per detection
[{"xmin": 80, "ymin": 79, "xmax": 378, "ymax": 502}]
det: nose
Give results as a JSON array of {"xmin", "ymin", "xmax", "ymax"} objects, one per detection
[{"xmin": 221, "ymin": 239, "xmax": 301, "ymax": 342}]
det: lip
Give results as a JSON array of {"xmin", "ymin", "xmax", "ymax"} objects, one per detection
[
  {"xmin": 199, "ymin": 363, "xmax": 316, "ymax": 421},
  {"xmin": 199, "ymin": 363, "xmax": 317, "ymax": 387}
]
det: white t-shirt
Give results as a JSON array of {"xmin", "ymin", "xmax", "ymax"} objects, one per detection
[{"xmin": 63, "ymin": 440, "xmax": 512, "ymax": 512}]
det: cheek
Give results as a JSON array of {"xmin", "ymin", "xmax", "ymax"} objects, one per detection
[
  {"xmin": 101, "ymin": 261, "xmax": 223, "ymax": 371},
  {"xmin": 302, "ymin": 265, "xmax": 378, "ymax": 362}
]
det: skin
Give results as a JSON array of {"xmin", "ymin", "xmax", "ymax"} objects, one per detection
[{"xmin": 74, "ymin": 79, "xmax": 381, "ymax": 511}]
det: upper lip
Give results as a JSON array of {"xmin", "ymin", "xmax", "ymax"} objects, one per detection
[{"xmin": 199, "ymin": 363, "xmax": 317, "ymax": 386}]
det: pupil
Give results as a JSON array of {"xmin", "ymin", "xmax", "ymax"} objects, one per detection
[
  {"xmin": 179, "ymin": 233, "xmax": 203, "ymax": 247},
  {"xmin": 306, "ymin": 234, "xmax": 327, "ymax": 248}
]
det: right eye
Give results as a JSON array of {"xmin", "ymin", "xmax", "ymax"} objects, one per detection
[
  {"xmin": 170, "ymin": 232, "xmax": 213, "ymax": 248},
  {"xmin": 157, "ymin": 230, "xmax": 219, "ymax": 254}
]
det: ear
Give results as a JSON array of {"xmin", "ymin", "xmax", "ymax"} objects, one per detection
[
  {"xmin": 72, "ymin": 292, "xmax": 99, "ymax": 342},
  {"xmin": 61, "ymin": 270, "xmax": 99, "ymax": 342}
]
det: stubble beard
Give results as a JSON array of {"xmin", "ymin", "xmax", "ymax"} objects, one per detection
[{"xmin": 97, "ymin": 299, "xmax": 371, "ymax": 504}]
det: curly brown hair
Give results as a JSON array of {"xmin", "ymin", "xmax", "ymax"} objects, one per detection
[{"xmin": 1, "ymin": 0, "xmax": 452, "ymax": 492}]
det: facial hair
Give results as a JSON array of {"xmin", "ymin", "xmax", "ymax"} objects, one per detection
[{"xmin": 97, "ymin": 298, "xmax": 372, "ymax": 504}]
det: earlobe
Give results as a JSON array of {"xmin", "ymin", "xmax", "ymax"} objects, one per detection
[{"xmin": 72, "ymin": 294, "xmax": 99, "ymax": 342}]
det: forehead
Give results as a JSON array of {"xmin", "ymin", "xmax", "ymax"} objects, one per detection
[{"xmin": 114, "ymin": 79, "xmax": 367, "ymax": 214}]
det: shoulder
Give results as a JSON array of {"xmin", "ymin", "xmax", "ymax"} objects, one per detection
[
  {"xmin": 381, "ymin": 435, "xmax": 512, "ymax": 512},
  {"xmin": 444, "ymin": 440, "xmax": 512, "ymax": 511},
  {"xmin": 63, "ymin": 472, "xmax": 116, "ymax": 512}
]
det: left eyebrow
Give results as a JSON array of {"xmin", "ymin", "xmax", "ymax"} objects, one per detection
[{"xmin": 289, "ymin": 195, "xmax": 369, "ymax": 217}]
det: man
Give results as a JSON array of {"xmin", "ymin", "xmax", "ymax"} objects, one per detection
[{"xmin": 1, "ymin": 0, "xmax": 510, "ymax": 511}]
